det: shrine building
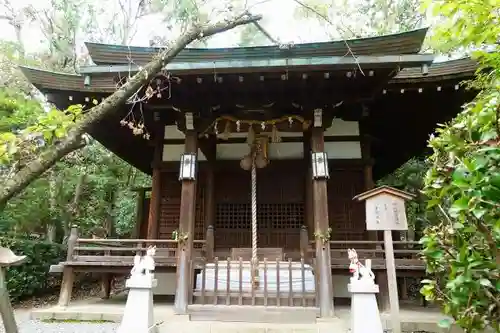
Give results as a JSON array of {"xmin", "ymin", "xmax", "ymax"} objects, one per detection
[{"xmin": 20, "ymin": 28, "xmax": 478, "ymax": 317}]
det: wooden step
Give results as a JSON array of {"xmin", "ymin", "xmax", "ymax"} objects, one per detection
[{"xmin": 188, "ymin": 305, "xmax": 319, "ymax": 323}]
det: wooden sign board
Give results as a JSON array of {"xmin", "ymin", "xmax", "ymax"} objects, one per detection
[
  {"xmin": 353, "ymin": 186, "xmax": 415, "ymax": 333},
  {"xmin": 353, "ymin": 185, "xmax": 415, "ymax": 231}
]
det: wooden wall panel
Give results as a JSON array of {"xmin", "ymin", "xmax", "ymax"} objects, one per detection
[
  {"xmin": 157, "ymin": 169, "xmax": 205, "ymax": 247},
  {"xmin": 327, "ymin": 168, "xmax": 365, "ymax": 243}
]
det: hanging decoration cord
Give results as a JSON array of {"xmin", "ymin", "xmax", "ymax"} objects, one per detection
[{"xmin": 199, "ymin": 115, "xmax": 311, "ymax": 138}]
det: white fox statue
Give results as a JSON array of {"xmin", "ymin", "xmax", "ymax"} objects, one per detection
[
  {"xmin": 347, "ymin": 248, "xmax": 375, "ymax": 282},
  {"xmin": 130, "ymin": 245, "xmax": 156, "ymax": 277}
]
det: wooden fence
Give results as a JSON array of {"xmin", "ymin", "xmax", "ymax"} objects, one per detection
[{"xmin": 193, "ymin": 257, "xmax": 317, "ymax": 307}]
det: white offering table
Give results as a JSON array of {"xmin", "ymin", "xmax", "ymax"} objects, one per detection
[{"xmin": 195, "ymin": 261, "xmax": 315, "ymax": 292}]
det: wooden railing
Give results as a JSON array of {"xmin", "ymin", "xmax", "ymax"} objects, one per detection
[
  {"xmin": 63, "ymin": 225, "xmax": 423, "ymax": 270},
  {"xmin": 64, "ymin": 226, "xmax": 210, "ymax": 268},
  {"xmin": 193, "ymin": 257, "xmax": 317, "ymax": 307},
  {"xmin": 299, "ymin": 226, "xmax": 424, "ymax": 270}
]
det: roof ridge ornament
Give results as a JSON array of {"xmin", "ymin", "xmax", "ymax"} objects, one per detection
[{"xmin": 278, "ymin": 42, "xmax": 295, "ymax": 50}]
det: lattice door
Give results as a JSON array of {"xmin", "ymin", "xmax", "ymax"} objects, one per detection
[{"xmin": 214, "ymin": 161, "xmax": 304, "ymax": 250}]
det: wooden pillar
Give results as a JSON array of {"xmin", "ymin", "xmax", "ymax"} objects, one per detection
[
  {"xmin": 310, "ymin": 127, "xmax": 334, "ymax": 317},
  {"xmin": 204, "ymin": 164, "xmax": 215, "ymax": 261},
  {"xmin": 303, "ymin": 130, "xmax": 314, "ymax": 236},
  {"xmin": 300, "ymin": 225, "xmax": 309, "ymax": 262},
  {"xmin": 147, "ymin": 127, "xmax": 164, "ymax": 240},
  {"xmin": 58, "ymin": 227, "xmax": 78, "ymax": 307},
  {"xmin": 174, "ymin": 130, "xmax": 198, "ymax": 314},
  {"xmin": 205, "ymin": 225, "xmax": 214, "ymax": 262},
  {"xmin": 361, "ymin": 134, "xmax": 390, "ymax": 311},
  {"xmin": 204, "ymin": 164, "xmax": 215, "ymax": 229}
]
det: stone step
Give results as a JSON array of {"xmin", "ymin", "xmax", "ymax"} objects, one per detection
[{"xmin": 189, "ymin": 305, "xmax": 319, "ymax": 324}]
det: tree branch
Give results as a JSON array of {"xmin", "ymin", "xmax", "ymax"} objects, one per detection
[
  {"xmin": 291, "ymin": 0, "xmax": 362, "ymax": 74},
  {"xmin": 0, "ymin": 13, "xmax": 261, "ymax": 206}
]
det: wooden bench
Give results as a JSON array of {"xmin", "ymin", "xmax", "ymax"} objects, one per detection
[{"xmin": 230, "ymin": 248, "xmax": 284, "ymax": 261}]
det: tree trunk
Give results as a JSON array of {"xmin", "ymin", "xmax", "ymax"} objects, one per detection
[
  {"xmin": 64, "ymin": 173, "xmax": 86, "ymax": 240},
  {"xmin": 103, "ymin": 186, "xmax": 116, "ymax": 237},
  {"xmin": 0, "ymin": 14, "xmax": 261, "ymax": 206},
  {"xmin": 46, "ymin": 170, "xmax": 58, "ymax": 243}
]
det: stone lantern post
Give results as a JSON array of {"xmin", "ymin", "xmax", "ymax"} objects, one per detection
[{"xmin": 0, "ymin": 247, "xmax": 26, "ymax": 333}]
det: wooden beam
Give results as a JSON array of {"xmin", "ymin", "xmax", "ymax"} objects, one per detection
[
  {"xmin": 198, "ymin": 134, "xmax": 217, "ymax": 163},
  {"xmin": 146, "ymin": 126, "xmax": 164, "ymax": 240},
  {"xmin": 174, "ymin": 130, "xmax": 198, "ymax": 314},
  {"xmin": 310, "ymin": 127, "xmax": 334, "ymax": 317}
]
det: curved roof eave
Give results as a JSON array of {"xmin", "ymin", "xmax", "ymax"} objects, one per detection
[
  {"xmin": 19, "ymin": 57, "xmax": 477, "ymax": 94},
  {"xmin": 85, "ymin": 28, "xmax": 429, "ymax": 65}
]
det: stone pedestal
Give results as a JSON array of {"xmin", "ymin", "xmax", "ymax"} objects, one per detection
[
  {"xmin": 348, "ymin": 280, "xmax": 383, "ymax": 333},
  {"xmin": 117, "ymin": 276, "xmax": 158, "ymax": 333}
]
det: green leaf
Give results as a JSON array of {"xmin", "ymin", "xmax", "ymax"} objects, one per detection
[
  {"xmin": 472, "ymin": 208, "xmax": 487, "ymax": 219},
  {"xmin": 452, "ymin": 167, "xmax": 470, "ymax": 187}
]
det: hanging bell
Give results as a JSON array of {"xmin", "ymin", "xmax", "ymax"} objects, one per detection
[
  {"xmin": 255, "ymin": 152, "xmax": 268, "ymax": 169},
  {"xmin": 240, "ymin": 154, "xmax": 253, "ymax": 171}
]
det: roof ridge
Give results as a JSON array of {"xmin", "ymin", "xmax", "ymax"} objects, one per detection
[
  {"xmin": 84, "ymin": 27, "xmax": 429, "ymax": 51},
  {"xmin": 85, "ymin": 28, "xmax": 429, "ymax": 65}
]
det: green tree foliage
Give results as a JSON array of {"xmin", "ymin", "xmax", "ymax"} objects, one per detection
[
  {"xmin": 293, "ymin": 0, "xmax": 424, "ymax": 39},
  {"xmin": 378, "ymin": 158, "xmax": 430, "ymax": 237},
  {"xmin": 418, "ymin": 0, "xmax": 500, "ymax": 331},
  {"xmin": 0, "ymin": 237, "xmax": 65, "ymax": 301},
  {"xmin": 0, "ymin": 0, "xmax": 154, "ymax": 240}
]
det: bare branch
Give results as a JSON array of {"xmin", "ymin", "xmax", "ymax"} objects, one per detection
[
  {"xmin": 0, "ymin": 13, "xmax": 262, "ymax": 205},
  {"xmin": 290, "ymin": 0, "xmax": 363, "ymax": 74}
]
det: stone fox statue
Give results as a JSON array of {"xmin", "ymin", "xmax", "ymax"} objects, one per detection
[
  {"xmin": 347, "ymin": 248, "xmax": 375, "ymax": 281},
  {"xmin": 131, "ymin": 245, "xmax": 156, "ymax": 277}
]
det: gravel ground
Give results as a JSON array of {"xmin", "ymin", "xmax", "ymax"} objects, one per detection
[{"xmin": 0, "ymin": 310, "xmax": 119, "ymax": 333}]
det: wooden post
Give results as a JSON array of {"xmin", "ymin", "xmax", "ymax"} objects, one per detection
[
  {"xmin": 300, "ymin": 225, "xmax": 309, "ymax": 262},
  {"xmin": 384, "ymin": 230, "xmax": 401, "ymax": 333},
  {"xmin": 147, "ymin": 127, "xmax": 164, "ymax": 240},
  {"xmin": 353, "ymin": 186, "xmax": 415, "ymax": 333},
  {"xmin": 361, "ymin": 134, "xmax": 390, "ymax": 311},
  {"xmin": 205, "ymin": 225, "xmax": 214, "ymax": 262},
  {"xmin": 204, "ymin": 163, "xmax": 215, "ymax": 230},
  {"xmin": 174, "ymin": 130, "xmax": 198, "ymax": 314},
  {"xmin": 58, "ymin": 226, "xmax": 78, "ymax": 307},
  {"xmin": 310, "ymin": 127, "xmax": 334, "ymax": 317},
  {"xmin": 304, "ymin": 130, "xmax": 314, "ymax": 236}
]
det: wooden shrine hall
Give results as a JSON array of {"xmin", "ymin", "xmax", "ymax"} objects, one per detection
[{"xmin": 21, "ymin": 28, "xmax": 478, "ymax": 317}]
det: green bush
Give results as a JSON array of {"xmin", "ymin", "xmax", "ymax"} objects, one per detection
[{"xmin": 0, "ymin": 237, "xmax": 65, "ymax": 301}]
